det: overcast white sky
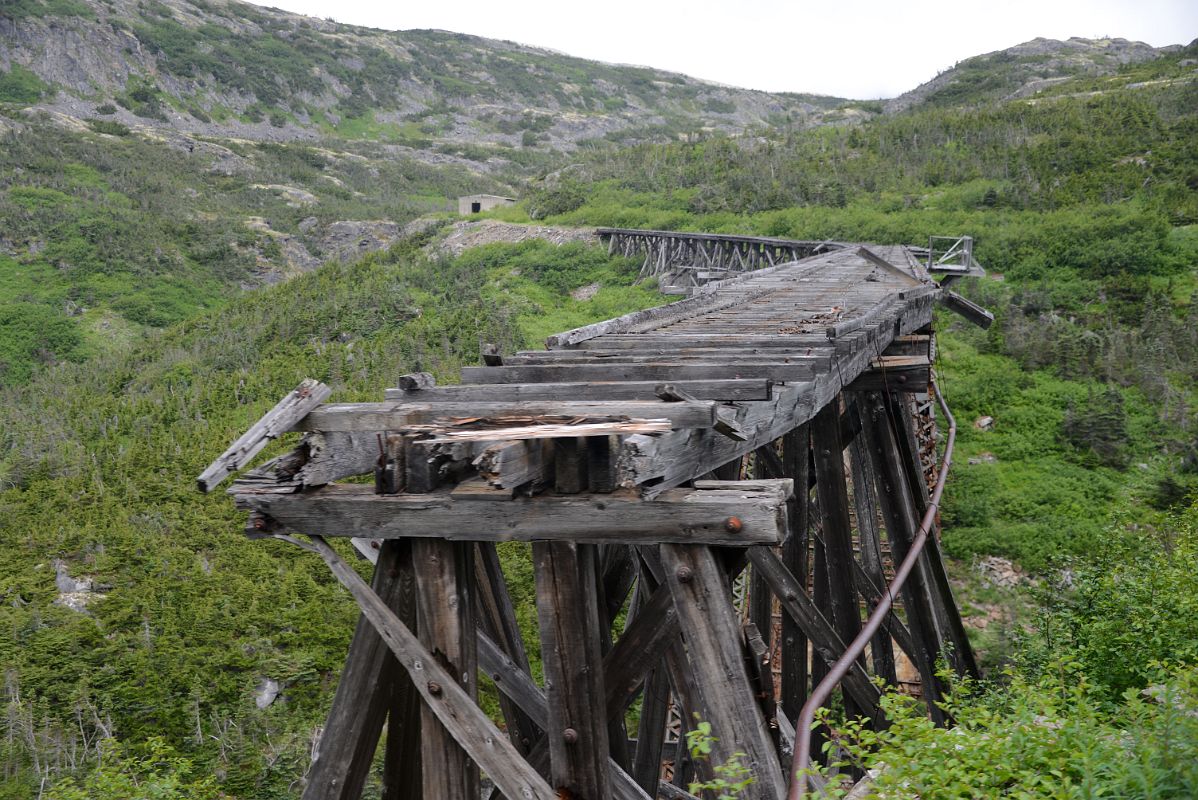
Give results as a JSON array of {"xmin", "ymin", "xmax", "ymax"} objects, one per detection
[{"xmin": 251, "ymin": 0, "xmax": 1197, "ymax": 99}]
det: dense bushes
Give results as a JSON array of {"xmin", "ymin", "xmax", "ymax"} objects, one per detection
[
  {"xmin": 821, "ymin": 664, "xmax": 1198, "ymax": 799},
  {"xmin": 815, "ymin": 507, "xmax": 1198, "ymax": 798}
]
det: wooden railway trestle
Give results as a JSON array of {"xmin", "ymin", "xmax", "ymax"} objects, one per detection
[
  {"xmin": 598, "ymin": 228, "xmax": 841, "ymax": 292},
  {"xmin": 201, "ymin": 234, "xmax": 992, "ymax": 800}
]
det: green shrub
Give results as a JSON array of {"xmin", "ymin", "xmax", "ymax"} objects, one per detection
[
  {"xmin": 1025, "ymin": 509, "xmax": 1198, "ymax": 697},
  {"xmin": 87, "ymin": 118, "xmax": 131, "ymax": 136},
  {"xmin": 0, "ymin": 65, "xmax": 49, "ymax": 105},
  {"xmin": 0, "ymin": 302, "xmax": 82, "ymax": 384},
  {"xmin": 818, "ymin": 665, "xmax": 1198, "ymax": 799}
]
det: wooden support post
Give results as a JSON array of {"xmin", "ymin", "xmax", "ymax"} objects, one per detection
[
  {"xmin": 749, "ymin": 445, "xmax": 778, "ymax": 643},
  {"xmin": 661, "ymin": 544, "xmax": 787, "ymax": 799},
  {"xmin": 587, "ymin": 435, "xmax": 618, "ymax": 493},
  {"xmin": 846, "ymin": 421, "xmax": 898, "ymax": 686},
  {"xmin": 861, "ymin": 393, "xmax": 948, "ymax": 724},
  {"xmin": 303, "ymin": 540, "xmax": 417, "ymax": 800},
  {"xmin": 779, "ymin": 425, "xmax": 809, "ymax": 725},
  {"xmin": 664, "ymin": 639, "xmax": 698, "ymax": 792},
  {"xmin": 554, "ymin": 437, "xmax": 589, "ymax": 494},
  {"xmin": 632, "ymin": 662, "xmax": 670, "ymax": 794},
  {"xmin": 412, "ymin": 539, "xmax": 479, "ymax": 799},
  {"xmin": 381, "ymin": 647, "xmax": 422, "ymax": 800},
  {"xmin": 885, "ymin": 393, "xmax": 980, "ymax": 680},
  {"xmin": 595, "ymin": 547, "xmax": 632, "ymax": 772},
  {"xmin": 620, "ymin": 579, "xmax": 670, "ymax": 795},
  {"xmin": 534, "ymin": 542, "xmax": 612, "ymax": 799},
  {"xmin": 474, "ymin": 542, "xmax": 542, "ymax": 755},
  {"xmin": 810, "ymin": 402, "xmax": 866, "ymax": 720}
]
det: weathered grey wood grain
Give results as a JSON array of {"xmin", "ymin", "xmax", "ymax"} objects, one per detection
[
  {"xmin": 295, "ymin": 431, "xmax": 382, "ymax": 486},
  {"xmin": 474, "ymin": 542, "xmax": 541, "ymax": 754},
  {"xmin": 845, "ymin": 356, "xmax": 931, "ymax": 393},
  {"xmin": 534, "ymin": 542, "xmax": 611, "ymax": 799},
  {"xmin": 296, "ymin": 401, "xmax": 719, "ymax": 432},
  {"xmin": 459, "ymin": 361, "xmax": 821, "ymax": 385},
  {"xmin": 780, "ymin": 424, "xmax": 810, "ymax": 724},
  {"xmin": 413, "ymin": 539, "xmax": 478, "ymax": 799},
  {"xmin": 940, "ymin": 290, "xmax": 995, "ymax": 329},
  {"xmin": 233, "ymin": 481, "xmax": 792, "ymax": 545},
  {"xmin": 855, "ymin": 246, "xmax": 923, "ymax": 286},
  {"xmin": 474, "ymin": 440, "xmax": 545, "ymax": 490},
  {"xmin": 295, "ymin": 535, "xmax": 556, "ymax": 800},
  {"xmin": 811, "ymin": 403, "xmax": 866, "ymax": 721},
  {"xmin": 423, "ymin": 418, "xmax": 673, "ymax": 443},
  {"xmin": 382, "ymin": 380, "xmax": 773, "ymax": 403},
  {"xmin": 302, "ymin": 539, "xmax": 415, "ymax": 800},
  {"xmin": 661, "ymin": 543, "xmax": 787, "ymax": 799},
  {"xmin": 745, "ymin": 547, "xmax": 883, "ymax": 720},
  {"xmin": 198, "ymin": 378, "xmax": 331, "ymax": 492},
  {"xmin": 602, "ymin": 584, "xmax": 679, "ymax": 719},
  {"xmin": 631, "ymin": 663, "xmax": 670, "ymax": 795},
  {"xmin": 397, "ymin": 372, "xmax": 435, "ymax": 391}
]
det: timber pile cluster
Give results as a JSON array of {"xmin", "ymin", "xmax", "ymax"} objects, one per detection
[{"xmin": 200, "ymin": 231, "xmax": 991, "ymax": 800}]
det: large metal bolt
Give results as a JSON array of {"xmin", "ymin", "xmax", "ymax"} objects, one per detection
[
  {"xmin": 563, "ymin": 728, "xmax": 579, "ymax": 744},
  {"xmin": 676, "ymin": 566, "xmax": 694, "ymax": 583},
  {"xmin": 427, "ymin": 681, "xmax": 442, "ymax": 696},
  {"xmin": 725, "ymin": 516, "xmax": 743, "ymax": 533}
]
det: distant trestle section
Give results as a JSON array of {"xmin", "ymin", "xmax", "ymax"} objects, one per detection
[{"xmin": 598, "ymin": 227, "xmax": 842, "ymax": 292}]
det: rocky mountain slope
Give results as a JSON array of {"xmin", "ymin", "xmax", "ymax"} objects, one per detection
[
  {"xmin": 887, "ymin": 36, "xmax": 1185, "ymax": 111},
  {"xmin": 1, "ymin": 0, "xmax": 853, "ymax": 150}
]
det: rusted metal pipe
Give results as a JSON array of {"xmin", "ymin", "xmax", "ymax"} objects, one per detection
[{"xmin": 788, "ymin": 381, "xmax": 957, "ymax": 799}]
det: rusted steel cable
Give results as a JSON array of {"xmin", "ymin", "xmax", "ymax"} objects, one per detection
[{"xmin": 789, "ymin": 380, "xmax": 957, "ymax": 799}]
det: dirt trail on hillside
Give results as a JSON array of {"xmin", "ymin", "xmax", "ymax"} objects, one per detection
[{"xmin": 428, "ymin": 219, "xmax": 599, "ymax": 258}]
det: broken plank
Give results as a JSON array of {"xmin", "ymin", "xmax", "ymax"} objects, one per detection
[
  {"xmin": 197, "ymin": 378, "xmax": 331, "ymax": 492},
  {"xmin": 939, "ymin": 290, "xmax": 995, "ymax": 329},
  {"xmin": 474, "ymin": 439, "xmax": 546, "ymax": 490},
  {"xmin": 856, "ymin": 246, "xmax": 923, "ymax": 287},
  {"xmin": 419, "ymin": 419, "xmax": 672, "ymax": 443}
]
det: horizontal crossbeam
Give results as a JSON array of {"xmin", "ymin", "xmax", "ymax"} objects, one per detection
[
  {"xmin": 295, "ymin": 400, "xmax": 720, "ymax": 432},
  {"xmin": 235, "ymin": 479, "xmax": 793, "ymax": 545}
]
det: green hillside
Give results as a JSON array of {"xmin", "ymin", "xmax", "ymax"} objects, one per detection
[{"xmin": 0, "ymin": 4, "xmax": 1196, "ymax": 797}]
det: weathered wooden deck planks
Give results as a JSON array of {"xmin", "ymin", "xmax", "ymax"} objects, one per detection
[{"xmin": 200, "ymin": 230, "xmax": 988, "ymax": 800}]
